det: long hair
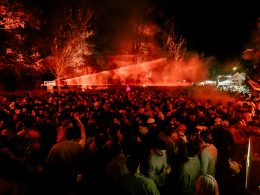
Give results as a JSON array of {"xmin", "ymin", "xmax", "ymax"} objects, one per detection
[{"xmin": 196, "ymin": 174, "xmax": 219, "ymax": 195}]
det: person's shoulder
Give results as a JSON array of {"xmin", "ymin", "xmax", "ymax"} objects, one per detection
[
  {"xmin": 200, "ymin": 146, "xmax": 210, "ymax": 155},
  {"xmin": 50, "ymin": 141, "xmax": 64, "ymax": 149},
  {"xmin": 52, "ymin": 140, "xmax": 76, "ymax": 149},
  {"xmin": 211, "ymin": 144, "xmax": 218, "ymax": 152},
  {"xmin": 136, "ymin": 174, "xmax": 157, "ymax": 186}
]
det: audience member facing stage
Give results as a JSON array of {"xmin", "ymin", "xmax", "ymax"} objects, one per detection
[
  {"xmin": 195, "ymin": 174, "xmax": 219, "ymax": 195},
  {"xmin": 146, "ymin": 138, "xmax": 171, "ymax": 194},
  {"xmin": 178, "ymin": 140, "xmax": 201, "ymax": 195},
  {"xmin": 45, "ymin": 113, "xmax": 86, "ymax": 193},
  {"xmin": 120, "ymin": 154, "xmax": 160, "ymax": 195},
  {"xmin": 199, "ymin": 129, "xmax": 218, "ymax": 177}
]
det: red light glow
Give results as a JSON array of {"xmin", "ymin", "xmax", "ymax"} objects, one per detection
[{"xmin": 65, "ymin": 55, "xmax": 207, "ymax": 87}]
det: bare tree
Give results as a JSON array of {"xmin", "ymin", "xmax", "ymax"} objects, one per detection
[
  {"xmin": 43, "ymin": 5, "xmax": 94, "ymax": 85},
  {"xmin": 163, "ymin": 20, "xmax": 186, "ymax": 70}
]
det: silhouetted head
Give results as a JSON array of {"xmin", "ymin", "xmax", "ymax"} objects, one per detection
[
  {"xmin": 126, "ymin": 155, "xmax": 140, "ymax": 174},
  {"xmin": 65, "ymin": 127, "xmax": 80, "ymax": 140},
  {"xmin": 195, "ymin": 174, "xmax": 219, "ymax": 195},
  {"xmin": 200, "ymin": 129, "xmax": 213, "ymax": 144}
]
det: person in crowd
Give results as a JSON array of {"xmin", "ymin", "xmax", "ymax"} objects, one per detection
[
  {"xmin": 120, "ymin": 154, "xmax": 160, "ymax": 195},
  {"xmin": 45, "ymin": 113, "xmax": 86, "ymax": 194},
  {"xmin": 107, "ymin": 144, "xmax": 129, "ymax": 194},
  {"xmin": 178, "ymin": 140, "xmax": 201, "ymax": 195},
  {"xmin": 146, "ymin": 138, "xmax": 171, "ymax": 195},
  {"xmin": 159, "ymin": 124, "xmax": 186, "ymax": 168},
  {"xmin": 107, "ymin": 114, "xmax": 122, "ymax": 144},
  {"xmin": 0, "ymin": 86, "xmax": 258, "ymax": 195},
  {"xmin": 195, "ymin": 174, "xmax": 219, "ymax": 195},
  {"xmin": 199, "ymin": 129, "xmax": 218, "ymax": 177}
]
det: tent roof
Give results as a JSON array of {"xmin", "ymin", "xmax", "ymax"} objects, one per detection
[{"xmin": 230, "ymin": 72, "xmax": 244, "ymax": 81}]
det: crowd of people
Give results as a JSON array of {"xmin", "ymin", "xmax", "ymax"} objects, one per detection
[{"xmin": 0, "ymin": 86, "xmax": 259, "ymax": 195}]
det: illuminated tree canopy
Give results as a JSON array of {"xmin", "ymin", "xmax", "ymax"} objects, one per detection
[
  {"xmin": 0, "ymin": 0, "xmax": 40, "ymax": 30},
  {"xmin": 0, "ymin": 0, "xmax": 95, "ymax": 80},
  {"xmin": 0, "ymin": 0, "xmax": 42, "ymax": 72},
  {"xmin": 44, "ymin": 7, "xmax": 94, "ymax": 79}
]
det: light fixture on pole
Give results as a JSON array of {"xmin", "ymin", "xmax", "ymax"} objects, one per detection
[{"xmin": 233, "ymin": 67, "xmax": 237, "ymax": 74}]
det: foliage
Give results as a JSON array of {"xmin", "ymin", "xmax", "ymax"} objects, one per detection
[
  {"xmin": 0, "ymin": 0, "xmax": 43, "ymax": 72},
  {"xmin": 44, "ymin": 4, "xmax": 94, "ymax": 79},
  {"xmin": 0, "ymin": 0, "xmax": 40, "ymax": 30}
]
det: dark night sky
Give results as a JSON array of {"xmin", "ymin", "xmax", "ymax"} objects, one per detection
[
  {"xmin": 32, "ymin": 0, "xmax": 259, "ymax": 61},
  {"xmin": 171, "ymin": 1, "xmax": 259, "ymax": 60}
]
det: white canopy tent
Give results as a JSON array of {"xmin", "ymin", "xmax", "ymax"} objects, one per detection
[{"xmin": 218, "ymin": 72, "xmax": 245, "ymax": 86}]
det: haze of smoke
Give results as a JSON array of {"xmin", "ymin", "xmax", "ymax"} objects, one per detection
[{"xmin": 190, "ymin": 85, "xmax": 236, "ymax": 104}]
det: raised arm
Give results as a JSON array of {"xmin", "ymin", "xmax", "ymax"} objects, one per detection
[{"xmin": 74, "ymin": 114, "xmax": 86, "ymax": 148}]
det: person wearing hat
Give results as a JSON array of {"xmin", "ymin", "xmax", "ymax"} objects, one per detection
[
  {"xmin": 147, "ymin": 117, "xmax": 155, "ymax": 124},
  {"xmin": 147, "ymin": 117, "xmax": 159, "ymax": 139}
]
